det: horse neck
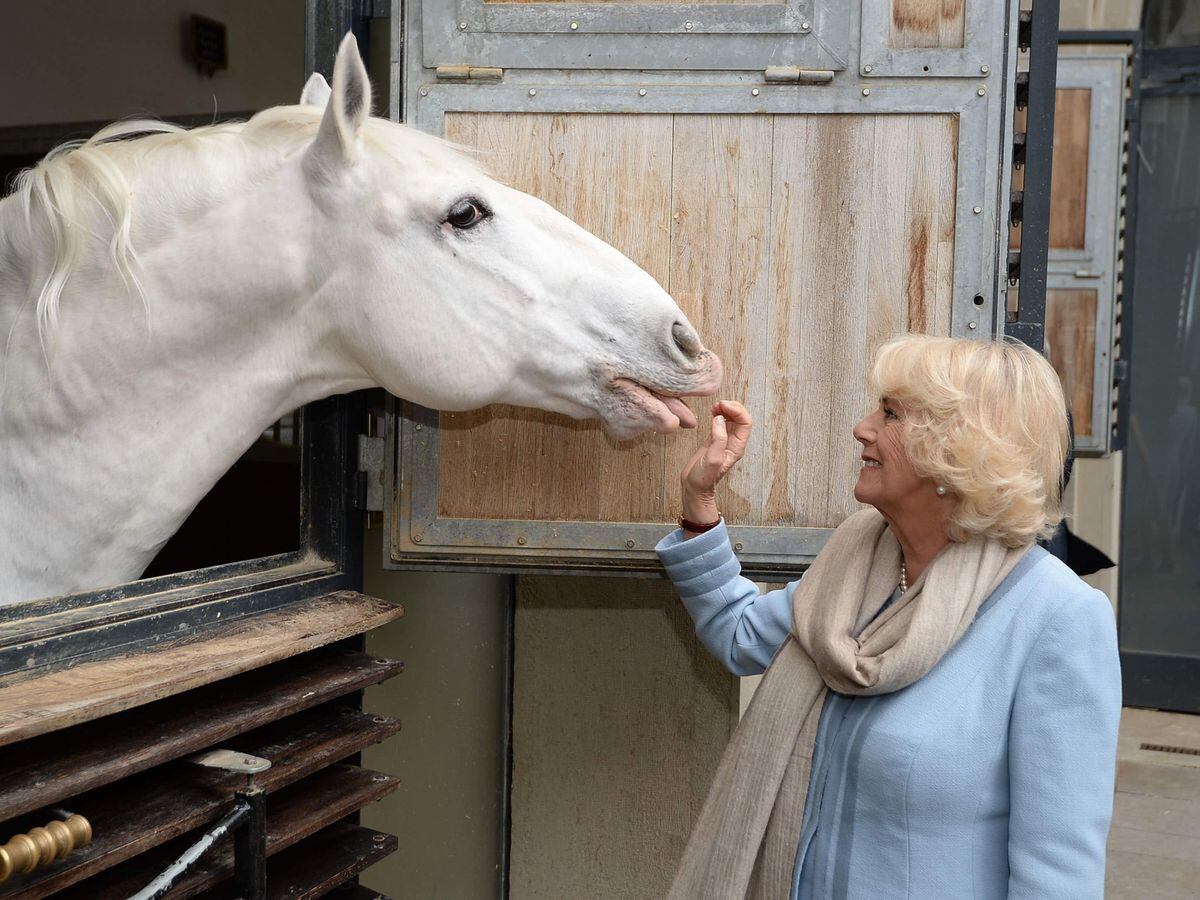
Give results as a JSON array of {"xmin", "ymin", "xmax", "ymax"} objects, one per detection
[{"xmin": 0, "ymin": 154, "xmax": 373, "ymax": 602}]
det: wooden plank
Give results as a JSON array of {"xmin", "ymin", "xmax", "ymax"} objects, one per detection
[
  {"xmin": 73, "ymin": 767, "xmax": 398, "ymax": 900},
  {"xmin": 438, "ymin": 112, "xmax": 674, "ymax": 525},
  {"xmin": 430, "ymin": 112, "xmax": 957, "ymax": 533},
  {"xmin": 891, "ymin": 0, "xmax": 967, "ymax": 49},
  {"xmin": 1049, "ymin": 88, "xmax": 1092, "ymax": 251},
  {"xmin": 0, "ymin": 718, "xmax": 401, "ymax": 898},
  {"xmin": 0, "ymin": 650, "xmax": 402, "ymax": 821},
  {"xmin": 1045, "ymin": 288, "xmax": 1097, "ymax": 436},
  {"xmin": 663, "ymin": 115, "xmax": 773, "ymax": 524},
  {"xmin": 200, "ymin": 825, "xmax": 398, "ymax": 900},
  {"xmin": 0, "ymin": 592, "xmax": 403, "ymax": 747}
]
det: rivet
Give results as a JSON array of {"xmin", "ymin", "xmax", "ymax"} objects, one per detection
[
  {"xmin": 980, "ymin": 65, "xmax": 990, "ymax": 75},
  {"xmin": 413, "ymin": 533, "xmax": 423, "ymax": 542},
  {"xmin": 517, "ymin": 535, "xmax": 527, "ymax": 545},
  {"xmin": 968, "ymin": 321, "xmax": 978, "ymax": 330},
  {"xmin": 977, "ymin": 87, "xmax": 986, "ymax": 96},
  {"xmin": 373, "ymin": 834, "xmax": 388, "ymax": 842},
  {"xmin": 414, "ymin": 423, "xmax": 423, "ymax": 431},
  {"xmin": 684, "ymin": 21, "xmax": 693, "ymax": 30},
  {"xmin": 800, "ymin": 21, "xmax": 811, "ymax": 31},
  {"xmin": 751, "ymin": 88, "xmax": 760, "ymax": 96},
  {"xmin": 458, "ymin": 21, "xmax": 467, "ymax": 30},
  {"xmin": 862, "ymin": 88, "xmax": 871, "ymax": 96},
  {"xmin": 372, "ymin": 774, "xmax": 389, "ymax": 783},
  {"xmin": 374, "ymin": 658, "xmax": 389, "ymax": 665},
  {"xmin": 638, "ymin": 88, "xmax": 647, "ymax": 97},
  {"xmin": 973, "ymin": 206, "xmax": 982, "ymax": 214},
  {"xmin": 625, "ymin": 539, "xmax": 636, "ymax": 549},
  {"xmin": 734, "ymin": 542, "xmax": 744, "ymax": 552},
  {"xmin": 419, "ymin": 88, "xmax": 429, "ymax": 97},
  {"xmin": 528, "ymin": 89, "xmax": 537, "ymax": 97},
  {"xmin": 863, "ymin": 64, "xmax": 873, "ymax": 74},
  {"xmin": 570, "ymin": 21, "xmax": 578, "ymax": 30},
  {"xmin": 372, "ymin": 715, "xmax": 389, "ymax": 723}
]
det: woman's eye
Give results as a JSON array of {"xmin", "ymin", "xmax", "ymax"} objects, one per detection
[
  {"xmin": 445, "ymin": 198, "xmax": 490, "ymax": 230},
  {"xmin": 883, "ymin": 406, "xmax": 898, "ymax": 420}
]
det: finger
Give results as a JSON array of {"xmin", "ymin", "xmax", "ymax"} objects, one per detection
[
  {"xmin": 717, "ymin": 400, "xmax": 752, "ymax": 426},
  {"xmin": 704, "ymin": 415, "xmax": 729, "ymax": 467}
]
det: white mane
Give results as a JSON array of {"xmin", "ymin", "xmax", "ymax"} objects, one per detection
[{"xmin": 4, "ymin": 106, "xmax": 480, "ymax": 349}]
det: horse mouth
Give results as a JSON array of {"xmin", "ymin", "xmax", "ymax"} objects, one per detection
[{"xmin": 603, "ymin": 378, "xmax": 700, "ymax": 438}]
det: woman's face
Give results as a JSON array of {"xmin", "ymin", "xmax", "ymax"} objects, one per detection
[{"xmin": 852, "ymin": 398, "xmax": 928, "ymax": 513}]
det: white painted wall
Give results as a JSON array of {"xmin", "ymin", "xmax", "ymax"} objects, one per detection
[{"xmin": 0, "ymin": 1, "xmax": 304, "ymax": 127}]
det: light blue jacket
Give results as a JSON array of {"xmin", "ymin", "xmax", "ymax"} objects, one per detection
[{"xmin": 657, "ymin": 521, "xmax": 1122, "ymax": 900}]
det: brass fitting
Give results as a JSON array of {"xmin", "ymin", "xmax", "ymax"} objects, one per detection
[{"xmin": 0, "ymin": 813, "xmax": 91, "ymax": 882}]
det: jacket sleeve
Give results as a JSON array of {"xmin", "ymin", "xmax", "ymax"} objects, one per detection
[
  {"xmin": 1006, "ymin": 587, "xmax": 1122, "ymax": 899},
  {"xmin": 656, "ymin": 520, "xmax": 798, "ymax": 676}
]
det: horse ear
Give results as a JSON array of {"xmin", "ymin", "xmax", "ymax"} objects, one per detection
[
  {"xmin": 307, "ymin": 33, "xmax": 371, "ymax": 169},
  {"xmin": 300, "ymin": 73, "xmax": 332, "ymax": 109}
]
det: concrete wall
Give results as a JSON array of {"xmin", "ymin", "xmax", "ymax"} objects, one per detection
[
  {"xmin": 0, "ymin": 1, "xmax": 305, "ymax": 127},
  {"xmin": 361, "ymin": 528, "xmax": 511, "ymax": 899}
]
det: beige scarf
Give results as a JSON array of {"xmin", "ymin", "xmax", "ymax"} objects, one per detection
[{"xmin": 667, "ymin": 508, "xmax": 1028, "ymax": 900}]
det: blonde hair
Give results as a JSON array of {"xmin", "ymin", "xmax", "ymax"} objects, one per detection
[{"xmin": 869, "ymin": 334, "xmax": 1069, "ymax": 547}]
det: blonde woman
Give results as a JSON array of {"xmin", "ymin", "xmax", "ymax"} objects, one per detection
[{"xmin": 657, "ymin": 335, "xmax": 1121, "ymax": 900}]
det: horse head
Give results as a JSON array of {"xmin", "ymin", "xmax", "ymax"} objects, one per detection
[{"xmin": 298, "ymin": 36, "xmax": 722, "ymax": 439}]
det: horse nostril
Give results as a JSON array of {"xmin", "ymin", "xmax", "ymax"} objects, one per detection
[{"xmin": 672, "ymin": 321, "xmax": 702, "ymax": 359}]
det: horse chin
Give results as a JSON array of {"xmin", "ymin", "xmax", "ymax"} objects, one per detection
[{"xmin": 599, "ymin": 378, "xmax": 699, "ymax": 440}]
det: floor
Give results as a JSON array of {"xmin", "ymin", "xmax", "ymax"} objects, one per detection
[{"xmin": 1106, "ymin": 708, "xmax": 1200, "ymax": 898}]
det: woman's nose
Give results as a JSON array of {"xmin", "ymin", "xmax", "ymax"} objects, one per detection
[{"xmin": 852, "ymin": 416, "xmax": 872, "ymax": 443}]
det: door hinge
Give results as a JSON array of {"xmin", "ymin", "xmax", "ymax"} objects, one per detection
[
  {"xmin": 355, "ymin": 426, "xmax": 386, "ymax": 513},
  {"xmin": 763, "ymin": 67, "xmax": 835, "ymax": 84},
  {"xmin": 436, "ymin": 65, "xmax": 504, "ymax": 82}
]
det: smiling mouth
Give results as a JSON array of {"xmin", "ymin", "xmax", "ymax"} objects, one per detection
[
  {"xmin": 607, "ymin": 378, "xmax": 698, "ymax": 435},
  {"xmin": 861, "ymin": 458, "xmax": 881, "ymax": 469}
]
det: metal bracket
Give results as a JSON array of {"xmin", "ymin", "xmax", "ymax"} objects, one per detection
[
  {"xmin": 356, "ymin": 429, "xmax": 386, "ymax": 513},
  {"xmin": 436, "ymin": 65, "xmax": 504, "ymax": 82},
  {"xmin": 763, "ymin": 66, "xmax": 834, "ymax": 84}
]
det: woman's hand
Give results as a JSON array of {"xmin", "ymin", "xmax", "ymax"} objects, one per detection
[{"xmin": 680, "ymin": 400, "xmax": 753, "ymax": 526}]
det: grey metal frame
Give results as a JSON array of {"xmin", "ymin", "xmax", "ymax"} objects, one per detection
[
  {"xmin": 386, "ymin": 0, "xmax": 1020, "ymax": 575},
  {"xmin": 859, "ymin": 0, "xmax": 999, "ymax": 78},
  {"xmin": 422, "ymin": 0, "xmax": 849, "ymax": 70},
  {"xmin": 1049, "ymin": 52, "xmax": 1127, "ymax": 455}
]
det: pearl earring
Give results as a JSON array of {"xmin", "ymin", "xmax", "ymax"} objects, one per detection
[{"xmin": 935, "ymin": 485, "xmax": 947, "ymax": 496}]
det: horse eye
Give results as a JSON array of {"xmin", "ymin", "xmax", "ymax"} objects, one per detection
[{"xmin": 445, "ymin": 198, "xmax": 490, "ymax": 230}]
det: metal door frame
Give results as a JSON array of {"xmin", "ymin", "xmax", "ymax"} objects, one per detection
[{"xmin": 386, "ymin": 0, "xmax": 1021, "ymax": 577}]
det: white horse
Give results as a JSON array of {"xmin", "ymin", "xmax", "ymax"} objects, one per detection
[{"xmin": 0, "ymin": 35, "xmax": 722, "ymax": 605}]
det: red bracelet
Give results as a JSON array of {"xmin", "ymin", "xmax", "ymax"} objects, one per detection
[{"xmin": 679, "ymin": 515, "xmax": 721, "ymax": 534}]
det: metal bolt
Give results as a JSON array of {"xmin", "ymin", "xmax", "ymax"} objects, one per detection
[
  {"xmin": 863, "ymin": 64, "xmax": 873, "ymax": 74},
  {"xmin": 638, "ymin": 88, "xmax": 647, "ymax": 97},
  {"xmin": 372, "ymin": 774, "xmax": 390, "ymax": 783},
  {"xmin": 528, "ymin": 89, "xmax": 537, "ymax": 97},
  {"xmin": 458, "ymin": 21, "xmax": 467, "ymax": 30},
  {"xmin": 734, "ymin": 542, "xmax": 744, "ymax": 552},
  {"xmin": 968, "ymin": 321, "xmax": 978, "ymax": 330},
  {"xmin": 980, "ymin": 65, "xmax": 990, "ymax": 75},
  {"xmin": 413, "ymin": 533, "xmax": 423, "ymax": 543},
  {"xmin": 517, "ymin": 535, "xmax": 527, "ymax": 545},
  {"xmin": 372, "ymin": 715, "xmax": 389, "ymax": 723},
  {"xmin": 973, "ymin": 205, "xmax": 982, "ymax": 214},
  {"xmin": 751, "ymin": 88, "xmax": 760, "ymax": 96},
  {"xmin": 684, "ymin": 21, "xmax": 693, "ymax": 30},
  {"xmin": 373, "ymin": 834, "xmax": 388, "ymax": 842},
  {"xmin": 862, "ymin": 88, "xmax": 871, "ymax": 97},
  {"xmin": 977, "ymin": 87, "xmax": 986, "ymax": 96},
  {"xmin": 625, "ymin": 539, "xmax": 636, "ymax": 549},
  {"xmin": 570, "ymin": 21, "xmax": 578, "ymax": 30},
  {"xmin": 374, "ymin": 658, "xmax": 389, "ymax": 665},
  {"xmin": 800, "ymin": 21, "xmax": 811, "ymax": 31},
  {"xmin": 414, "ymin": 423, "xmax": 423, "ymax": 431},
  {"xmin": 419, "ymin": 88, "xmax": 429, "ymax": 97}
]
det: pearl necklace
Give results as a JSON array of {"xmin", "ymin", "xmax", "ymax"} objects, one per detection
[{"xmin": 899, "ymin": 561, "xmax": 908, "ymax": 593}]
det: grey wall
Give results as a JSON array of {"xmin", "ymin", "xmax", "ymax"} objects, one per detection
[{"xmin": 0, "ymin": 1, "xmax": 305, "ymax": 127}]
